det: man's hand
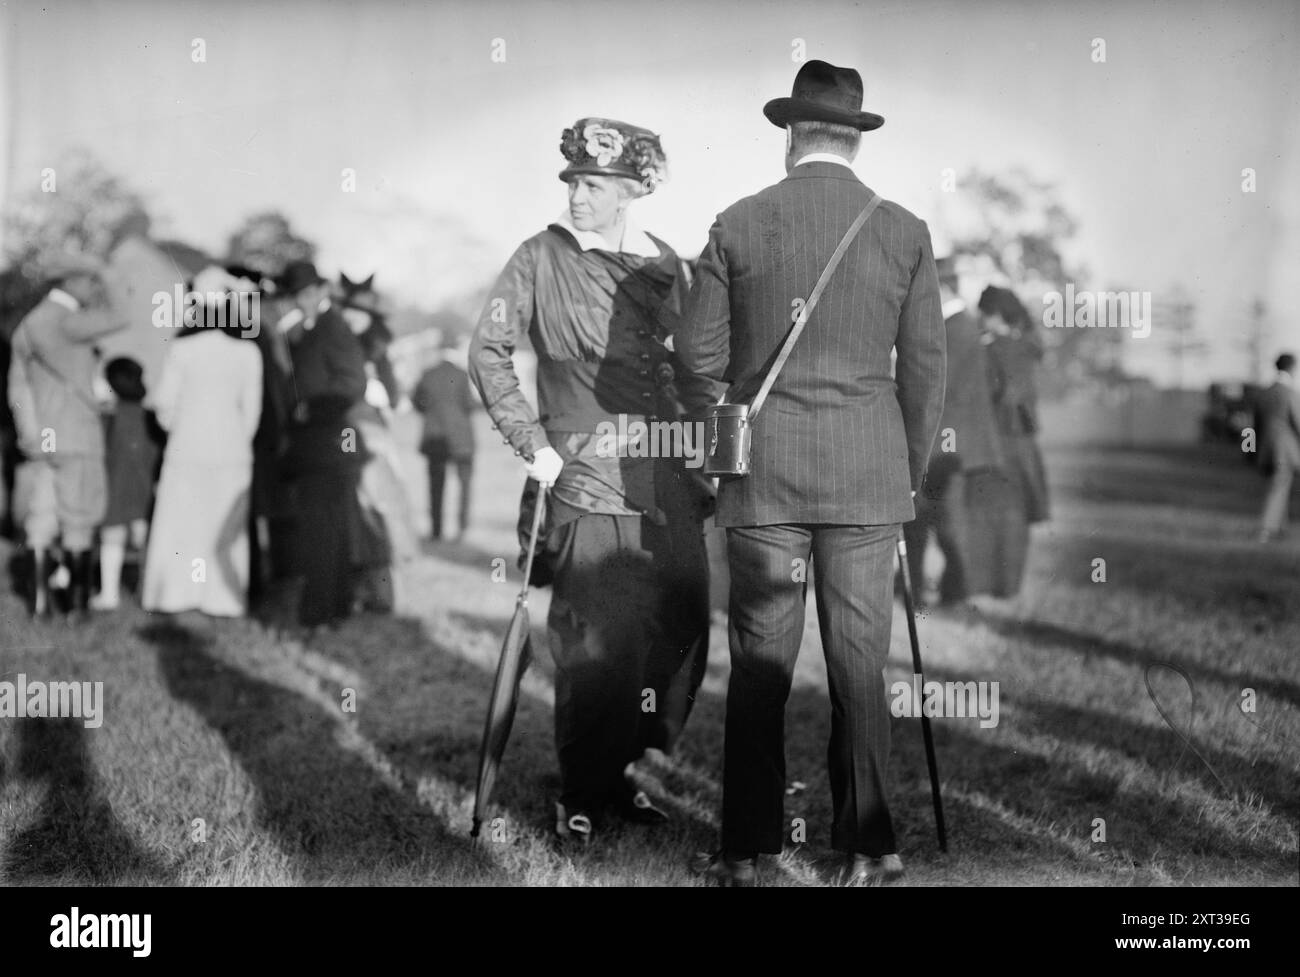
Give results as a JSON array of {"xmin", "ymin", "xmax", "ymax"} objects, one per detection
[{"xmin": 525, "ymin": 446, "xmax": 563, "ymax": 486}]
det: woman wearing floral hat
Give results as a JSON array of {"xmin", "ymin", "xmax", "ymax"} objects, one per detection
[{"xmin": 469, "ymin": 118, "xmax": 713, "ymax": 846}]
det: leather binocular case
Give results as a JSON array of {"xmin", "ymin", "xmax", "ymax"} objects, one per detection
[{"xmin": 703, "ymin": 402, "xmax": 752, "ymax": 477}]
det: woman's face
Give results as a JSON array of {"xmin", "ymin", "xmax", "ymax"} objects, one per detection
[
  {"xmin": 567, "ymin": 174, "xmax": 625, "ymax": 233},
  {"xmin": 982, "ymin": 311, "xmax": 1012, "ymax": 337},
  {"xmin": 293, "ymin": 282, "xmax": 328, "ymax": 318},
  {"xmin": 342, "ymin": 307, "xmax": 372, "ymax": 336}
]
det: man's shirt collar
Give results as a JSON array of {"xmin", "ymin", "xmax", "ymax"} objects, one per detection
[
  {"xmin": 553, "ymin": 212, "xmax": 660, "ymax": 258},
  {"xmin": 794, "ymin": 152, "xmax": 854, "ymax": 169}
]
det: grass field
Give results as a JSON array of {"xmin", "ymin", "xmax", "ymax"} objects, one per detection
[{"xmin": 1, "ymin": 415, "xmax": 1297, "ymax": 886}]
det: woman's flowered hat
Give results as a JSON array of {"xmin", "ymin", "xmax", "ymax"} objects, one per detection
[{"xmin": 559, "ymin": 118, "xmax": 668, "ymax": 195}]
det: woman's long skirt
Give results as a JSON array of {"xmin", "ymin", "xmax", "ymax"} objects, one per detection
[
  {"xmin": 143, "ymin": 459, "xmax": 252, "ymax": 617},
  {"xmin": 288, "ymin": 467, "xmax": 362, "ymax": 627},
  {"xmin": 964, "ymin": 468, "xmax": 1029, "ymax": 599}
]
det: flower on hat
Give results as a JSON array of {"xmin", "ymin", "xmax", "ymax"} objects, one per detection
[
  {"xmin": 559, "ymin": 118, "xmax": 669, "ymax": 195},
  {"xmin": 626, "ymin": 132, "xmax": 668, "ymax": 192},
  {"xmin": 582, "ymin": 124, "xmax": 625, "ymax": 167}
]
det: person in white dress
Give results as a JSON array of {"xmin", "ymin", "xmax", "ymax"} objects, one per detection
[{"xmin": 143, "ymin": 280, "xmax": 263, "ymax": 617}]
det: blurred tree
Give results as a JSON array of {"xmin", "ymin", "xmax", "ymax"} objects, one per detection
[
  {"xmin": 948, "ymin": 166, "xmax": 1079, "ymax": 288},
  {"xmin": 225, "ymin": 212, "xmax": 315, "ymax": 278},
  {"xmin": 944, "ymin": 166, "xmax": 1120, "ymax": 391},
  {"xmin": 2, "ymin": 147, "xmax": 149, "ymax": 276},
  {"xmin": 1152, "ymin": 284, "xmax": 1207, "ymax": 391}
]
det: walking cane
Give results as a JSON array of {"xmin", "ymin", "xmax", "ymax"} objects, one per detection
[{"xmin": 895, "ymin": 534, "xmax": 948, "ymax": 853}]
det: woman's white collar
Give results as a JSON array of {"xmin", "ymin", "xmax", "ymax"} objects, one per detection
[{"xmin": 554, "ymin": 212, "xmax": 660, "ymax": 258}]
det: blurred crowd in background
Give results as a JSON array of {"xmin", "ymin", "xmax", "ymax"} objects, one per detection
[{"xmin": 1, "ymin": 210, "xmax": 479, "ymax": 632}]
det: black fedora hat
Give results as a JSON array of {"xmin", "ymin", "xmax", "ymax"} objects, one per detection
[
  {"xmin": 763, "ymin": 60, "xmax": 884, "ymax": 131},
  {"xmin": 277, "ymin": 259, "xmax": 326, "ymax": 296}
]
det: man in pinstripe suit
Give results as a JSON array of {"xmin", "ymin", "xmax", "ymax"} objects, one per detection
[{"xmin": 677, "ymin": 60, "xmax": 946, "ymax": 886}]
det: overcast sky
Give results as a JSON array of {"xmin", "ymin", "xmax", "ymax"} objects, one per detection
[{"xmin": 2, "ymin": 0, "xmax": 1297, "ymax": 386}]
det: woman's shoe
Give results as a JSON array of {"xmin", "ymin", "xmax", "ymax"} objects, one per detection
[
  {"xmin": 89, "ymin": 592, "xmax": 120, "ymax": 612},
  {"xmin": 554, "ymin": 802, "xmax": 593, "ymax": 847},
  {"xmin": 613, "ymin": 789, "xmax": 669, "ymax": 825}
]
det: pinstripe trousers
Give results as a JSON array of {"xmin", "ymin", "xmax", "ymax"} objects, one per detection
[{"xmin": 723, "ymin": 523, "xmax": 899, "ymax": 856}]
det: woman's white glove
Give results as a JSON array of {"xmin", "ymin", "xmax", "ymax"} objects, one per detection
[{"xmin": 525, "ymin": 446, "xmax": 564, "ymax": 486}]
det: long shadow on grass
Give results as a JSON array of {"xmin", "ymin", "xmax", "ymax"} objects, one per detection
[
  {"xmin": 224, "ymin": 611, "xmax": 582, "ymax": 857},
  {"xmin": 978, "ymin": 613, "xmax": 1300, "ymax": 709},
  {"xmin": 143, "ymin": 619, "xmax": 502, "ymax": 882},
  {"xmin": 2, "ymin": 717, "xmax": 170, "ymax": 883},
  {"xmin": 298, "ymin": 607, "xmax": 734, "ymax": 872},
  {"xmin": 833, "ymin": 659, "xmax": 1295, "ymax": 877},
  {"xmin": 267, "ymin": 596, "xmax": 1293, "ymax": 881}
]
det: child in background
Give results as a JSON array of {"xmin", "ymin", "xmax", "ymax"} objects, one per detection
[{"xmin": 91, "ymin": 357, "xmax": 161, "ymax": 610}]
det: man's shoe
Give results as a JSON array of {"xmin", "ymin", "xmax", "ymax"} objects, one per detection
[
  {"xmin": 841, "ymin": 852, "xmax": 905, "ymax": 887},
  {"xmin": 554, "ymin": 802, "xmax": 593, "ymax": 848},
  {"xmin": 690, "ymin": 850, "xmax": 757, "ymax": 887}
]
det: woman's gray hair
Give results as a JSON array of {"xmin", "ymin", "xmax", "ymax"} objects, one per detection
[{"xmin": 615, "ymin": 176, "xmax": 646, "ymax": 202}]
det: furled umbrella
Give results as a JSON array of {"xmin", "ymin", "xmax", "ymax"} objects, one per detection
[{"xmin": 470, "ymin": 483, "xmax": 548, "ymax": 839}]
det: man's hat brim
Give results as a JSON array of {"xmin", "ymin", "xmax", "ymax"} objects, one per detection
[
  {"xmin": 277, "ymin": 261, "xmax": 327, "ymax": 295},
  {"xmin": 763, "ymin": 98, "xmax": 884, "ymax": 132}
]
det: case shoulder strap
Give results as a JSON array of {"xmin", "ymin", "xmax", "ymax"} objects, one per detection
[{"xmin": 747, "ymin": 192, "xmax": 883, "ymax": 420}]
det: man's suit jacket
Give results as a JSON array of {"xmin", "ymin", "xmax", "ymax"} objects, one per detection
[
  {"xmin": 677, "ymin": 161, "xmax": 946, "ymax": 527},
  {"xmin": 933, "ymin": 307, "xmax": 1003, "ymax": 474},
  {"xmin": 7, "ymin": 294, "xmax": 124, "ymax": 459},
  {"xmin": 412, "ymin": 360, "xmax": 477, "ymax": 459},
  {"xmin": 1259, "ymin": 378, "xmax": 1300, "ymax": 472}
]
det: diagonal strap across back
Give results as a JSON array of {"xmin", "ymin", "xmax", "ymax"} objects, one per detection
[{"xmin": 747, "ymin": 192, "xmax": 883, "ymax": 421}]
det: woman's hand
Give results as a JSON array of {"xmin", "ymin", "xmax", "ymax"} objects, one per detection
[{"xmin": 525, "ymin": 446, "xmax": 564, "ymax": 486}]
